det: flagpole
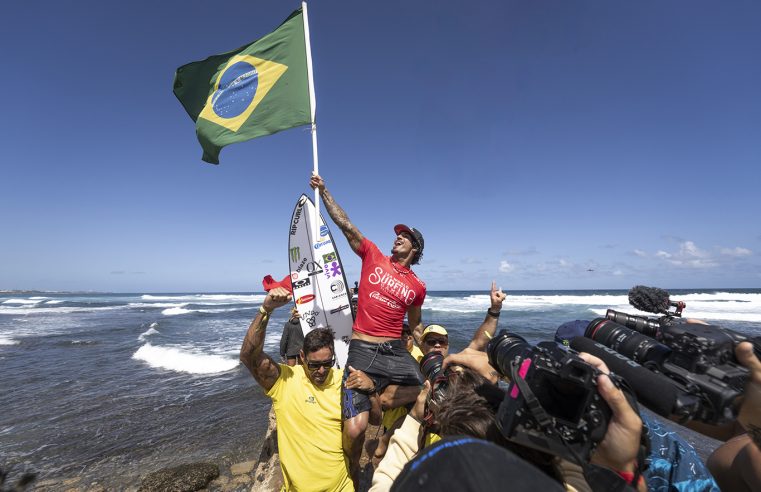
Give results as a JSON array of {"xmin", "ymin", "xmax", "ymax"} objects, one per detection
[{"xmin": 302, "ymin": 1, "xmax": 320, "ymax": 244}]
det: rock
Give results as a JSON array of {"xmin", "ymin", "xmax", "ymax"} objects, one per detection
[
  {"xmin": 229, "ymin": 461, "xmax": 256, "ymax": 476},
  {"xmin": 250, "ymin": 407, "xmax": 283, "ymax": 491},
  {"xmin": 138, "ymin": 462, "xmax": 219, "ymax": 492}
]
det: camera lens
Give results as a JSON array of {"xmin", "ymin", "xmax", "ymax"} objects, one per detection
[
  {"xmin": 487, "ymin": 330, "xmax": 533, "ymax": 377},
  {"xmin": 586, "ymin": 318, "xmax": 671, "ymax": 367},
  {"xmin": 605, "ymin": 309, "xmax": 661, "ymax": 337},
  {"xmin": 420, "ymin": 351, "xmax": 445, "ymax": 384}
]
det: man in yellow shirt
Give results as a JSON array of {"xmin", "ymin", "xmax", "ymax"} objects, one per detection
[{"xmin": 240, "ymin": 287, "xmax": 353, "ymax": 491}]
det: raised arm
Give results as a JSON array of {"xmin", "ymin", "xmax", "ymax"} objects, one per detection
[
  {"xmin": 310, "ymin": 173, "xmax": 364, "ymax": 253},
  {"xmin": 240, "ymin": 287, "xmax": 292, "ymax": 391},
  {"xmin": 467, "ymin": 281, "xmax": 506, "ymax": 351}
]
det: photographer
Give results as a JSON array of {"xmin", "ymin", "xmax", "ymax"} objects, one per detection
[{"xmin": 371, "ymin": 350, "xmax": 647, "ymax": 491}]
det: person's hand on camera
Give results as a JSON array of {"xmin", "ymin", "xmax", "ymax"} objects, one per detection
[
  {"xmin": 578, "ymin": 353, "xmax": 643, "ymax": 476},
  {"xmin": 442, "ymin": 348, "xmax": 500, "ymax": 384},
  {"xmin": 736, "ymin": 341, "xmax": 761, "ymax": 431},
  {"xmin": 409, "ymin": 381, "xmax": 431, "ymax": 423}
]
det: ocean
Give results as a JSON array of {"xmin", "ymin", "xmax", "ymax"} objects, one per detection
[{"xmin": 1, "ymin": 289, "xmax": 760, "ymax": 487}]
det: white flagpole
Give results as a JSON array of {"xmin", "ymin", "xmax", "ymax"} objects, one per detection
[{"xmin": 302, "ymin": 1, "xmax": 320, "ymax": 244}]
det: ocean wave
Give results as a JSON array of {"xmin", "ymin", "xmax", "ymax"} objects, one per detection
[
  {"xmin": 138, "ymin": 326, "xmax": 160, "ymax": 341},
  {"xmin": 162, "ymin": 307, "xmax": 192, "ymax": 316},
  {"xmin": 2, "ymin": 298, "xmax": 45, "ymax": 305},
  {"xmin": 0, "ymin": 305, "xmax": 125, "ymax": 315},
  {"xmin": 0, "ymin": 337, "xmax": 18, "ymax": 345},
  {"xmin": 425, "ymin": 294, "xmax": 630, "ymax": 313},
  {"xmin": 128, "ymin": 302, "xmax": 189, "ymax": 309},
  {"xmin": 44, "ymin": 300, "xmax": 64, "ymax": 305},
  {"xmin": 141, "ymin": 294, "xmax": 265, "ymax": 304},
  {"xmin": 132, "ymin": 343, "xmax": 239, "ymax": 374}
]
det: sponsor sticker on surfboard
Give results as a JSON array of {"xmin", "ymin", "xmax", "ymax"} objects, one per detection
[{"xmin": 288, "ymin": 194, "xmax": 353, "ymax": 367}]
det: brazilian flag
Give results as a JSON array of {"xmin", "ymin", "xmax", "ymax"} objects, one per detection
[{"xmin": 173, "ymin": 8, "xmax": 311, "ymax": 164}]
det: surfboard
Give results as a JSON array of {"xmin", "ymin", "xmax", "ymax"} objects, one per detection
[{"xmin": 288, "ymin": 194, "xmax": 353, "ymax": 367}]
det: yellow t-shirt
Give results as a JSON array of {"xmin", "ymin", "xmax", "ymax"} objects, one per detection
[
  {"xmin": 381, "ymin": 344, "xmax": 425, "ymax": 430},
  {"xmin": 267, "ymin": 364, "xmax": 353, "ymax": 492}
]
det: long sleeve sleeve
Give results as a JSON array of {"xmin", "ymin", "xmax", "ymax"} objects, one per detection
[{"xmin": 369, "ymin": 415, "xmax": 422, "ymax": 491}]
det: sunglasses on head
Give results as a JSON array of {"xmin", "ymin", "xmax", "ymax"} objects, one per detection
[
  {"xmin": 306, "ymin": 357, "xmax": 335, "ymax": 370},
  {"xmin": 424, "ymin": 337, "xmax": 448, "ymax": 347}
]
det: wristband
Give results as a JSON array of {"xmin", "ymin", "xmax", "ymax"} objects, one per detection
[
  {"xmin": 616, "ymin": 469, "xmax": 643, "ymax": 486},
  {"xmin": 259, "ymin": 306, "xmax": 271, "ymax": 317},
  {"xmin": 487, "ymin": 308, "xmax": 501, "ymax": 318}
]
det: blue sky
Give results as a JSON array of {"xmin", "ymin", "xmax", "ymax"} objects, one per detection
[{"xmin": 1, "ymin": 0, "xmax": 759, "ymax": 292}]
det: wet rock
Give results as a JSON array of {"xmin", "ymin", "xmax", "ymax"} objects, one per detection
[
  {"xmin": 229, "ymin": 461, "xmax": 255, "ymax": 476},
  {"xmin": 138, "ymin": 462, "xmax": 219, "ymax": 492}
]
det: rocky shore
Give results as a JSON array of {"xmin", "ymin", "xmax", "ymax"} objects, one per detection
[{"xmin": 29, "ymin": 408, "xmax": 380, "ymax": 492}]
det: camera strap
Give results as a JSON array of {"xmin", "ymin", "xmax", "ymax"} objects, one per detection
[{"xmin": 510, "ymin": 362, "xmax": 554, "ymax": 432}]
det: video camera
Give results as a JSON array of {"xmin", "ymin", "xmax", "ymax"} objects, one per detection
[
  {"xmin": 580, "ymin": 285, "xmax": 756, "ymax": 424},
  {"xmin": 586, "ymin": 318, "xmax": 745, "ymax": 424},
  {"xmin": 625, "ymin": 285, "xmax": 761, "ymax": 360},
  {"xmin": 485, "ymin": 330, "xmax": 624, "ymax": 463}
]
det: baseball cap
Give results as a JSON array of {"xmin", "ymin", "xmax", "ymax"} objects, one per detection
[
  {"xmin": 391, "ymin": 436, "xmax": 565, "ymax": 492},
  {"xmin": 421, "ymin": 324, "xmax": 448, "ymax": 341},
  {"xmin": 554, "ymin": 320, "xmax": 590, "ymax": 347},
  {"xmin": 393, "ymin": 224, "xmax": 424, "ymax": 256}
]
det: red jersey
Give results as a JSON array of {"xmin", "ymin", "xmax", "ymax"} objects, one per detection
[{"xmin": 353, "ymin": 238, "xmax": 426, "ymax": 338}]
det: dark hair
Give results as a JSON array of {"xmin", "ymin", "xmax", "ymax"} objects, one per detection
[
  {"xmin": 411, "ymin": 247, "xmax": 423, "ymax": 265},
  {"xmin": 302, "ymin": 328, "xmax": 335, "ymax": 355},
  {"xmin": 434, "ymin": 367, "xmax": 563, "ymax": 484}
]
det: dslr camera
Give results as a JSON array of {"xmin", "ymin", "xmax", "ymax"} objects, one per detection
[
  {"xmin": 419, "ymin": 350, "xmax": 452, "ymax": 404},
  {"xmin": 486, "ymin": 330, "xmax": 620, "ymax": 462}
]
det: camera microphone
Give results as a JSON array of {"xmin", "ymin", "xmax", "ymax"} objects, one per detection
[
  {"xmin": 628, "ymin": 285, "xmax": 684, "ymax": 316},
  {"xmin": 569, "ymin": 336, "xmax": 700, "ymax": 420}
]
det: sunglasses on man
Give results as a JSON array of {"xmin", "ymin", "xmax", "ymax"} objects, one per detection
[
  {"xmin": 424, "ymin": 337, "xmax": 448, "ymax": 347},
  {"xmin": 306, "ymin": 357, "xmax": 335, "ymax": 370}
]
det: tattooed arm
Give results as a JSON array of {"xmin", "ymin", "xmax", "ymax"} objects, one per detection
[
  {"xmin": 240, "ymin": 287, "xmax": 292, "ymax": 391},
  {"xmin": 310, "ymin": 173, "xmax": 364, "ymax": 253}
]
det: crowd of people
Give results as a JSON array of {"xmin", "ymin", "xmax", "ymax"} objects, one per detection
[{"xmin": 238, "ymin": 173, "xmax": 761, "ymax": 491}]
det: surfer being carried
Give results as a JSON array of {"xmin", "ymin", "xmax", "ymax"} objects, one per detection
[{"xmin": 310, "ymin": 173, "xmax": 427, "ymax": 481}]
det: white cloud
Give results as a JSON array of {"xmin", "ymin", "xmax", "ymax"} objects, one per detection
[
  {"xmin": 613, "ymin": 269, "xmax": 624, "ymax": 276},
  {"xmin": 499, "ymin": 261, "xmax": 514, "ymax": 273},
  {"xmin": 632, "ymin": 249, "xmax": 647, "ymax": 258},
  {"xmin": 656, "ymin": 241, "xmax": 717, "ymax": 268},
  {"xmin": 720, "ymin": 247, "xmax": 752, "ymax": 257}
]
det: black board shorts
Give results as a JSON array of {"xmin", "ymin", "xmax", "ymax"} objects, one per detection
[{"xmin": 342, "ymin": 338, "xmax": 424, "ymax": 420}]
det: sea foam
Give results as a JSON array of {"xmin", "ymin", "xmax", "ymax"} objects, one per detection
[
  {"xmin": 162, "ymin": 307, "xmax": 192, "ymax": 316},
  {"xmin": 0, "ymin": 337, "xmax": 19, "ymax": 346},
  {"xmin": 132, "ymin": 343, "xmax": 239, "ymax": 374}
]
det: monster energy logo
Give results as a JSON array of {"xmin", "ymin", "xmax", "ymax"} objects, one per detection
[{"xmin": 289, "ymin": 247, "xmax": 300, "ymax": 262}]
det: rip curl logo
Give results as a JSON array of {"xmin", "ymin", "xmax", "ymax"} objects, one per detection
[{"xmin": 367, "ymin": 266, "xmax": 417, "ymax": 305}]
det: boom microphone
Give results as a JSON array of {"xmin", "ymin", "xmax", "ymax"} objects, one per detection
[
  {"xmin": 569, "ymin": 336, "xmax": 700, "ymax": 420},
  {"xmin": 628, "ymin": 285, "xmax": 684, "ymax": 315}
]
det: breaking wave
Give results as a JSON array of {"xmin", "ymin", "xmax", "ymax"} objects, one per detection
[{"xmin": 132, "ymin": 343, "xmax": 239, "ymax": 374}]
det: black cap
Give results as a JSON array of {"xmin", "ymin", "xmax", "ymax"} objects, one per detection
[
  {"xmin": 394, "ymin": 224, "xmax": 424, "ymax": 263},
  {"xmin": 391, "ymin": 436, "xmax": 565, "ymax": 492}
]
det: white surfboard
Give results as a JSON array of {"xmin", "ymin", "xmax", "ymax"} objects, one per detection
[{"xmin": 288, "ymin": 194, "xmax": 353, "ymax": 367}]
